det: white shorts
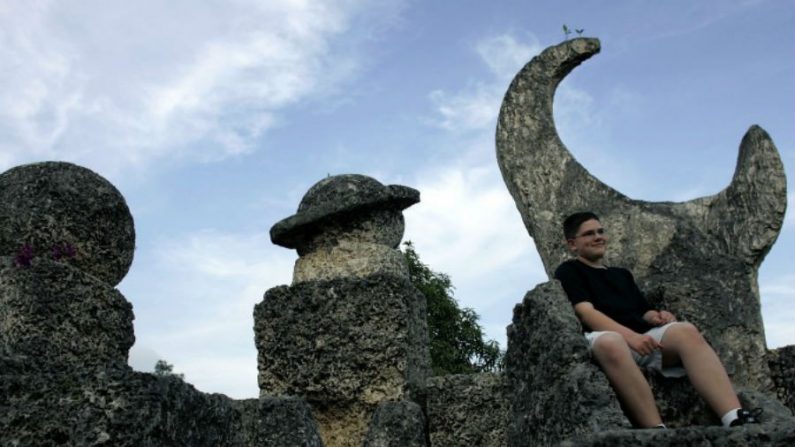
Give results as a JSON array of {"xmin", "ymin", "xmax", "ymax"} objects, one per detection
[{"xmin": 584, "ymin": 322, "xmax": 688, "ymax": 378}]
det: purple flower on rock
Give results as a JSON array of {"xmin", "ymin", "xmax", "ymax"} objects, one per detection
[
  {"xmin": 14, "ymin": 244, "xmax": 34, "ymax": 267},
  {"xmin": 14, "ymin": 242, "xmax": 77, "ymax": 267},
  {"xmin": 63, "ymin": 243, "xmax": 77, "ymax": 259},
  {"xmin": 52, "ymin": 242, "xmax": 77, "ymax": 261}
]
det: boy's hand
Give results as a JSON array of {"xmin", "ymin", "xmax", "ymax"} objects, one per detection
[
  {"xmin": 627, "ymin": 333, "xmax": 660, "ymax": 356},
  {"xmin": 643, "ymin": 310, "xmax": 677, "ymax": 326}
]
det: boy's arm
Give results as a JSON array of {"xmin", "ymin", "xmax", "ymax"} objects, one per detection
[{"xmin": 574, "ymin": 302, "xmax": 661, "ymax": 355}]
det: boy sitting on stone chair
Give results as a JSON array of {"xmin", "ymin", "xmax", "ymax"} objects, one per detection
[{"xmin": 554, "ymin": 211, "xmax": 761, "ymax": 428}]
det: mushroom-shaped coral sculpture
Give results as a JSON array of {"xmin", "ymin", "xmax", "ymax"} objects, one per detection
[{"xmin": 271, "ymin": 174, "xmax": 419, "ymax": 283}]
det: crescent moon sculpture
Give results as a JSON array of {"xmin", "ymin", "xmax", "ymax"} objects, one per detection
[{"xmin": 496, "ymin": 37, "xmax": 787, "ymax": 388}]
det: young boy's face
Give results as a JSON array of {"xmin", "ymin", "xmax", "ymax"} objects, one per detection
[{"xmin": 567, "ymin": 218, "xmax": 608, "ymax": 262}]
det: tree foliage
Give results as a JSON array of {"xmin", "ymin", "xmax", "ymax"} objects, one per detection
[
  {"xmin": 154, "ymin": 359, "xmax": 184, "ymax": 380},
  {"xmin": 402, "ymin": 242, "xmax": 503, "ymax": 375}
]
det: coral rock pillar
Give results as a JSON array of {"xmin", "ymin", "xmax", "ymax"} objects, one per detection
[{"xmin": 255, "ymin": 174, "xmax": 431, "ymax": 446}]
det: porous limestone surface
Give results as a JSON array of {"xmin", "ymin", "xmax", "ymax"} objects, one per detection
[
  {"xmin": 561, "ymin": 424, "xmax": 795, "ymax": 446},
  {"xmin": 271, "ymin": 174, "xmax": 418, "ymax": 255},
  {"xmin": 0, "ymin": 257, "xmax": 133, "ymax": 370},
  {"xmin": 363, "ymin": 400, "xmax": 427, "ymax": 447},
  {"xmin": 496, "ymin": 37, "xmax": 787, "ymax": 389},
  {"xmin": 0, "ymin": 250, "xmax": 267, "ymax": 446},
  {"xmin": 641, "ymin": 372, "xmax": 793, "ymax": 428},
  {"xmin": 0, "ymin": 253, "xmax": 324, "ymax": 447},
  {"xmin": 504, "ymin": 280, "xmax": 794, "ymax": 446},
  {"xmin": 769, "ymin": 345, "xmax": 795, "ymax": 413},
  {"xmin": 313, "ymin": 406, "xmax": 370, "ymax": 447},
  {"xmin": 255, "ymin": 273, "xmax": 431, "ymax": 447},
  {"xmin": 297, "ymin": 209, "xmax": 406, "ymax": 257},
  {"xmin": 293, "ymin": 240, "xmax": 409, "ymax": 284},
  {"xmin": 0, "ymin": 162, "xmax": 135, "ymax": 286},
  {"xmin": 272, "ymin": 174, "xmax": 419, "ymax": 284},
  {"xmin": 505, "ymin": 281, "xmax": 628, "ymax": 446},
  {"xmin": 255, "ymin": 396, "xmax": 325, "ymax": 446},
  {"xmin": 0, "ymin": 366, "xmax": 252, "ymax": 447},
  {"xmin": 0, "ymin": 160, "xmax": 329, "ymax": 446},
  {"xmin": 425, "ymin": 373, "xmax": 508, "ymax": 446},
  {"xmin": 256, "ymin": 274, "xmax": 430, "ymax": 402}
]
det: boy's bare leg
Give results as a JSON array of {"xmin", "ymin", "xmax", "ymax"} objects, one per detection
[
  {"xmin": 661, "ymin": 323, "xmax": 741, "ymax": 416},
  {"xmin": 593, "ymin": 332, "xmax": 662, "ymax": 427}
]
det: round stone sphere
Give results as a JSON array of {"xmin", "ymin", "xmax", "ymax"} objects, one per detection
[{"xmin": 0, "ymin": 162, "xmax": 135, "ymax": 285}]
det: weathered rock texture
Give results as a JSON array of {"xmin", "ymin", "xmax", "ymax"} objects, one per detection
[
  {"xmin": 0, "ymin": 364, "xmax": 253, "ymax": 446},
  {"xmin": 506, "ymin": 281, "xmax": 628, "ymax": 445},
  {"xmin": 0, "ymin": 162, "xmax": 135, "ymax": 286},
  {"xmin": 261, "ymin": 174, "xmax": 429, "ymax": 447},
  {"xmin": 363, "ymin": 400, "xmax": 427, "ymax": 447},
  {"xmin": 271, "ymin": 174, "xmax": 419, "ymax": 284},
  {"xmin": 641, "ymin": 372, "xmax": 792, "ymax": 429},
  {"xmin": 255, "ymin": 274, "xmax": 430, "ymax": 446},
  {"xmin": 505, "ymin": 281, "xmax": 795, "ymax": 445},
  {"xmin": 496, "ymin": 37, "xmax": 787, "ymax": 389},
  {"xmin": 425, "ymin": 373, "xmax": 509, "ymax": 446},
  {"xmin": 0, "ymin": 248, "xmax": 260, "ymax": 445},
  {"xmin": 293, "ymin": 238, "xmax": 409, "ymax": 284},
  {"xmin": 498, "ymin": 37, "xmax": 793, "ymax": 444},
  {"xmin": 769, "ymin": 345, "xmax": 795, "ymax": 413},
  {"xmin": 255, "ymin": 396, "xmax": 325, "ymax": 446},
  {"xmin": 0, "ymin": 162, "xmax": 321, "ymax": 447},
  {"xmin": 256, "ymin": 275, "xmax": 430, "ymax": 403},
  {"xmin": 0, "ymin": 257, "xmax": 133, "ymax": 371},
  {"xmin": 4, "ymin": 31, "xmax": 792, "ymax": 444},
  {"xmin": 643, "ymin": 370, "xmax": 714, "ymax": 427},
  {"xmin": 560, "ymin": 424, "xmax": 795, "ymax": 447}
]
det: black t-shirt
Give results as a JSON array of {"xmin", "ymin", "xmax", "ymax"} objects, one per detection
[{"xmin": 554, "ymin": 259, "xmax": 653, "ymax": 333}]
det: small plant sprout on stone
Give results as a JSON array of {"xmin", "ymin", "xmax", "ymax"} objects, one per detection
[{"xmin": 562, "ymin": 24, "xmax": 585, "ymax": 41}]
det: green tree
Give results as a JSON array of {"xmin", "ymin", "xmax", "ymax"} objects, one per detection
[
  {"xmin": 154, "ymin": 359, "xmax": 185, "ymax": 380},
  {"xmin": 402, "ymin": 241, "xmax": 503, "ymax": 375}
]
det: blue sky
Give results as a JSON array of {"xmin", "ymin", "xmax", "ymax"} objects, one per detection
[{"xmin": 1, "ymin": 0, "xmax": 793, "ymax": 399}]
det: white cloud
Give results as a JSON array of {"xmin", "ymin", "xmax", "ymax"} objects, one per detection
[
  {"xmin": 785, "ymin": 192, "xmax": 795, "ymax": 229},
  {"xmin": 428, "ymin": 33, "xmax": 541, "ymax": 133},
  {"xmin": 403, "ymin": 158, "xmax": 546, "ymax": 347},
  {"xmin": 128, "ymin": 344, "xmax": 162, "ymax": 373},
  {"xmin": 404, "ymin": 165, "xmax": 531, "ymax": 278},
  {"xmin": 761, "ymin": 273, "xmax": 795, "ymax": 349},
  {"xmin": 0, "ymin": 0, "xmax": 386, "ymax": 176},
  {"xmin": 644, "ymin": 0, "xmax": 766, "ymax": 42},
  {"xmin": 125, "ymin": 229, "xmax": 295, "ymax": 398},
  {"xmin": 475, "ymin": 34, "xmax": 541, "ymax": 80},
  {"xmin": 761, "ymin": 275, "xmax": 795, "ymax": 298},
  {"xmin": 429, "ymin": 87, "xmax": 501, "ymax": 132},
  {"xmin": 553, "ymin": 84, "xmax": 599, "ymax": 135},
  {"xmin": 418, "ymin": 33, "xmax": 555, "ymax": 346}
]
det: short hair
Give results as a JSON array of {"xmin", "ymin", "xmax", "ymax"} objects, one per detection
[{"xmin": 563, "ymin": 211, "xmax": 600, "ymax": 240}]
